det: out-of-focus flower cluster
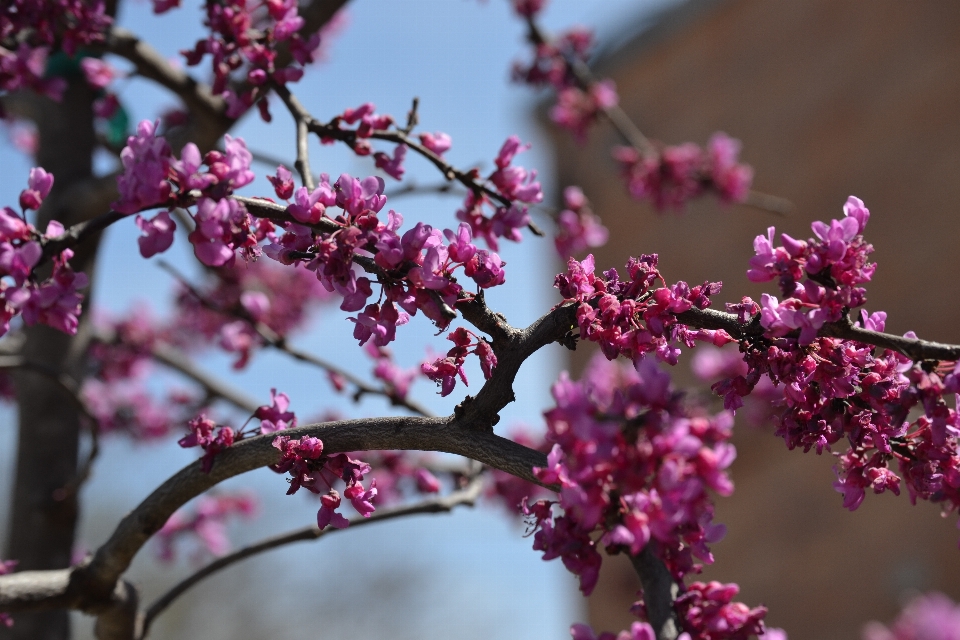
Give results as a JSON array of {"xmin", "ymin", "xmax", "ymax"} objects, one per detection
[
  {"xmin": 613, "ymin": 133, "xmax": 753, "ymax": 211},
  {"xmin": 863, "ymin": 592, "xmax": 960, "ymax": 640},
  {"xmin": 0, "ymin": 558, "xmax": 16, "ymax": 627},
  {"xmin": 555, "ymin": 253, "xmax": 731, "ymax": 367},
  {"xmin": 156, "ymin": 491, "xmax": 258, "ymax": 562},
  {"xmin": 525, "ymin": 356, "xmax": 764, "ymax": 639},
  {"xmin": 171, "ymin": 257, "xmax": 330, "ymax": 369},
  {"xmin": 0, "ymin": 0, "xmax": 110, "ymax": 101},
  {"xmin": 510, "ymin": 9, "xmax": 615, "ymax": 143},
  {"xmin": 554, "ymin": 186, "xmax": 608, "ymax": 258}
]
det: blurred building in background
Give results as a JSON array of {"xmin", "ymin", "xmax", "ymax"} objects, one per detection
[{"xmin": 540, "ymin": 1, "xmax": 960, "ymax": 638}]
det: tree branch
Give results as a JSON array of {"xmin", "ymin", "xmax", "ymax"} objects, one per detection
[
  {"xmin": 140, "ymin": 475, "xmax": 485, "ymax": 637},
  {"xmin": 675, "ymin": 306, "xmax": 960, "ymax": 361},
  {"xmin": 106, "ymin": 28, "xmax": 226, "ymax": 122},
  {"xmin": 630, "ymin": 546, "xmax": 681, "ymax": 640}
]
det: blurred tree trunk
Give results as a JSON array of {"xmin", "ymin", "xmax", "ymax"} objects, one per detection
[{"xmin": 2, "ymin": 74, "xmax": 100, "ymax": 640}]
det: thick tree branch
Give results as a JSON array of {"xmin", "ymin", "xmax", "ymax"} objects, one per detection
[
  {"xmin": 106, "ymin": 28, "xmax": 226, "ymax": 122},
  {"xmin": 140, "ymin": 475, "xmax": 484, "ymax": 637},
  {"xmin": 630, "ymin": 546, "xmax": 682, "ymax": 640}
]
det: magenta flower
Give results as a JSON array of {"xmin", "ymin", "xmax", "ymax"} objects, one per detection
[
  {"xmin": 317, "ymin": 490, "xmax": 350, "ymax": 529},
  {"xmin": 373, "ymin": 144, "xmax": 407, "ymax": 180},
  {"xmin": 268, "ymin": 165, "xmax": 295, "ymax": 200},
  {"xmin": 113, "ymin": 120, "xmax": 173, "ymax": 214},
  {"xmin": 255, "ymin": 388, "xmax": 297, "ymax": 434},
  {"xmin": 344, "ymin": 480, "xmax": 377, "ymax": 517},
  {"xmin": 418, "ymin": 131, "xmax": 452, "ymax": 156},
  {"xmin": 19, "ymin": 167, "xmax": 54, "ymax": 211},
  {"xmin": 135, "ymin": 211, "xmax": 176, "ymax": 258},
  {"xmin": 79, "ymin": 57, "xmax": 114, "ymax": 89}
]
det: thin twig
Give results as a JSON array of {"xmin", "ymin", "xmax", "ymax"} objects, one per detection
[
  {"xmin": 273, "ymin": 82, "xmax": 316, "ymax": 192},
  {"xmin": 140, "ymin": 475, "xmax": 484, "ymax": 636}
]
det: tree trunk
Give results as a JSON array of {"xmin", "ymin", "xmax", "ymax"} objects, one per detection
[{"xmin": 2, "ymin": 74, "xmax": 99, "ymax": 640}]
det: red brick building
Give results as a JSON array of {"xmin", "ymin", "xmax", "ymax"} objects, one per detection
[{"xmin": 544, "ymin": 2, "xmax": 960, "ymax": 638}]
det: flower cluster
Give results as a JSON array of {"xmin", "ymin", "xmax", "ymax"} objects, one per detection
[
  {"xmin": 527, "ymin": 357, "xmax": 737, "ymax": 592},
  {"xmin": 114, "ymin": 121, "xmax": 264, "ymax": 266},
  {"xmin": 0, "ymin": 0, "xmax": 110, "ymax": 100},
  {"xmin": 747, "ymin": 196, "xmax": 874, "ymax": 344},
  {"xmin": 555, "ymin": 253, "xmax": 731, "ymax": 366},
  {"xmin": 265, "ymin": 172, "xmax": 508, "ymax": 346},
  {"xmin": 83, "ymin": 379, "xmax": 193, "ymax": 440},
  {"xmin": 712, "ymin": 197, "xmax": 960, "ymax": 530},
  {"xmin": 421, "ymin": 327, "xmax": 497, "ymax": 397},
  {"xmin": 613, "ymin": 133, "xmax": 753, "ymax": 210},
  {"xmin": 283, "ymin": 105, "xmax": 536, "ymax": 254},
  {"xmin": 168, "ymin": 0, "xmax": 323, "ymax": 120},
  {"xmin": 863, "ymin": 591, "xmax": 960, "ymax": 640},
  {"xmin": 355, "ymin": 450, "xmax": 445, "ymax": 505},
  {"xmin": 526, "ymin": 356, "xmax": 764, "ymax": 638},
  {"xmin": 0, "ymin": 169, "xmax": 89, "ymax": 337},
  {"xmin": 454, "ymin": 136, "xmax": 541, "ymax": 251},
  {"xmin": 673, "ymin": 581, "xmax": 768, "ymax": 640},
  {"xmin": 553, "ymin": 186, "xmax": 609, "ymax": 258},
  {"xmin": 156, "ymin": 492, "xmax": 258, "ymax": 562},
  {"xmin": 270, "ymin": 435, "xmax": 377, "ymax": 530},
  {"xmin": 178, "ymin": 414, "xmax": 238, "ymax": 473},
  {"xmin": 171, "ymin": 256, "xmax": 331, "ymax": 368},
  {"xmin": 363, "ymin": 342, "xmax": 419, "ymax": 401},
  {"xmin": 508, "ymin": 5, "xmax": 621, "ymax": 143}
]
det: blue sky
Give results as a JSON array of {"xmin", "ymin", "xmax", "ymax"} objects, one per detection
[{"xmin": 0, "ymin": 1, "xmax": 681, "ymax": 637}]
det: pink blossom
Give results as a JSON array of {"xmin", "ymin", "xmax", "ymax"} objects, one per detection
[
  {"xmin": 344, "ymin": 480, "xmax": 377, "ymax": 517},
  {"xmin": 135, "ymin": 211, "xmax": 176, "ymax": 258},
  {"xmin": 418, "ymin": 131, "xmax": 452, "ymax": 156},
  {"xmin": 256, "ymin": 388, "xmax": 297, "ymax": 434},
  {"xmin": 317, "ymin": 490, "xmax": 350, "ymax": 529},
  {"xmin": 19, "ymin": 167, "xmax": 54, "ymax": 211},
  {"xmin": 79, "ymin": 57, "xmax": 114, "ymax": 89},
  {"xmin": 113, "ymin": 120, "xmax": 173, "ymax": 214},
  {"xmin": 373, "ymin": 144, "xmax": 407, "ymax": 180},
  {"xmin": 268, "ymin": 165, "xmax": 295, "ymax": 200}
]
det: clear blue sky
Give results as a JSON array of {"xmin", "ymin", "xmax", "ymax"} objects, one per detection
[{"xmin": 0, "ymin": 1, "xmax": 680, "ymax": 637}]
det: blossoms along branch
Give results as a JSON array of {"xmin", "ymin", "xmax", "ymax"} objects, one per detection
[{"xmin": 1, "ymin": 1, "xmax": 959, "ymax": 640}]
